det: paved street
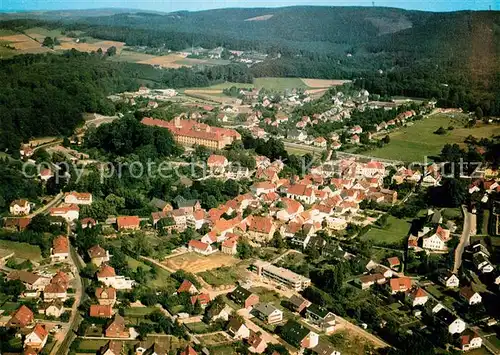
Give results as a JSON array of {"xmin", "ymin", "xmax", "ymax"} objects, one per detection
[{"xmin": 453, "ymin": 206, "xmax": 474, "ymax": 273}]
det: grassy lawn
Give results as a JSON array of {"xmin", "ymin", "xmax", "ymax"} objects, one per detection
[
  {"xmin": 254, "ymin": 77, "xmax": 308, "ymax": 91},
  {"xmin": 109, "ymin": 50, "xmax": 159, "ymax": 63},
  {"xmin": 0, "ymin": 240, "xmax": 42, "ymax": 261},
  {"xmin": 442, "ymin": 208, "xmax": 462, "ymax": 220},
  {"xmin": 185, "ymin": 321, "xmax": 211, "ymax": 334},
  {"xmin": 361, "ymin": 215, "xmax": 411, "ymax": 246},
  {"xmin": 126, "ymin": 256, "xmax": 176, "ymax": 289},
  {"xmin": 126, "ymin": 256, "xmax": 152, "ymax": 271},
  {"xmin": 203, "ymin": 82, "xmax": 254, "ymax": 90},
  {"xmin": 326, "ymin": 330, "xmax": 378, "ymax": 355},
  {"xmin": 369, "ymin": 114, "xmax": 500, "ymax": 162},
  {"xmin": 0, "ymin": 301, "xmax": 21, "ymax": 315},
  {"xmin": 124, "ymin": 307, "xmax": 158, "ymax": 317},
  {"xmin": 198, "ymin": 266, "xmax": 239, "ymax": 287},
  {"xmin": 206, "ymin": 345, "xmax": 238, "ymax": 355},
  {"xmin": 76, "ymin": 339, "xmax": 111, "ymax": 351}
]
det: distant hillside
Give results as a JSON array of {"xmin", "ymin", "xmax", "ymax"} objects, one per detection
[{"xmin": 0, "ymin": 6, "xmax": 499, "ymax": 114}]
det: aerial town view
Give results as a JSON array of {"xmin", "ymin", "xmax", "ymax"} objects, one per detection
[{"xmin": 0, "ymin": 0, "xmax": 499, "ymax": 355}]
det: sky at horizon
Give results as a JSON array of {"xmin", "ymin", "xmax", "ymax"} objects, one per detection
[{"xmin": 1, "ymin": 0, "xmax": 498, "ymax": 13}]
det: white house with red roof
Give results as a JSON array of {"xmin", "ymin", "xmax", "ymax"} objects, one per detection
[
  {"xmin": 349, "ymin": 134, "xmax": 360, "ymax": 144},
  {"xmin": 251, "ymin": 181, "xmax": 276, "ymax": 196},
  {"xmin": 286, "ymin": 184, "xmax": 316, "ymax": 204},
  {"xmin": 460, "ymin": 330, "xmax": 482, "ymax": 351},
  {"xmin": 407, "ymin": 287, "xmax": 429, "ymax": 307},
  {"xmin": 188, "ymin": 240, "xmax": 215, "ymax": 255},
  {"xmin": 9, "ymin": 199, "xmax": 31, "ymax": 216},
  {"xmin": 97, "ymin": 264, "xmax": 135, "ymax": 290},
  {"xmin": 313, "ymin": 137, "xmax": 327, "ymax": 148},
  {"xmin": 207, "ymin": 155, "xmax": 229, "ymax": 173},
  {"xmin": 389, "ymin": 277, "xmax": 412, "ymax": 294},
  {"xmin": 358, "ymin": 161, "xmax": 385, "ymax": 178},
  {"xmin": 422, "ymin": 226, "xmax": 451, "ymax": 251},
  {"xmin": 221, "ymin": 236, "xmax": 239, "ymax": 255},
  {"xmin": 276, "ymin": 198, "xmax": 305, "ymax": 221},
  {"xmin": 24, "ymin": 323, "xmax": 48, "ymax": 350},
  {"xmin": 64, "ymin": 192, "xmax": 93, "ymax": 205},
  {"xmin": 50, "ymin": 236, "xmax": 69, "ymax": 262},
  {"xmin": 50, "ymin": 204, "xmax": 79, "ymax": 222},
  {"xmin": 177, "ymin": 280, "xmax": 199, "ymax": 294}
]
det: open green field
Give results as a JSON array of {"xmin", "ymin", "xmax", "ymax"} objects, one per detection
[
  {"xmin": 254, "ymin": 77, "xmax": 308, "ymax": 90},
  {"xmin": 109, "ymin": 50, "xmax": 159, "ymax": 63},
  {"xmin": 370, "ymin": 114, "xmax": 500, "ymax": 162},
  {"xmin": 185, "ymin": 321, "xmax": 211, "ymax": 334},
  {"xmin": 0, "ymin": 240, "xmax": 42, "ymax": 261},
  {"xmin": 198, "ymin": 266, "xmax": 240, "ymax": 287},
  {"xmin": 124, "ymin": 307, "xmax": 158, "ymax": 317},
  {"xmin": 361, "ymin": 215, "xmax": 411, "ymax": 246}
]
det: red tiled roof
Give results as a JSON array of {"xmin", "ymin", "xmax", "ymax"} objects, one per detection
[
  {"xmin": 387, "ymin": 257, "xmax": 400, "ymax": 266},
  {"xmin": 10, "ymin": 305, "xmax": 34, "ymax": 327},
  {"xmin": 50, "ymin": 204, "xmax": 79, "ymax": 215},
  {"xmin": 246, "ymin": 215, "xmax": 274, "ymax": 234},
  {"xmin": 389, "ymin": 277, "xmax": 412, "ymax": 292},
  {"xmin": 188, "ymin": 239, "xmax": 210, "ymax": 251},
  {"xmin": 410, "ymin": 287, "xmax": 427, "ymax": 299},
  {"xmin": 96, "ymin": 287, "xmax": 117, "ymax": 300},
  {"xmin": 207, "ymin": 155, "xmax": 228, "ymax": 166},
  {"xmin": 190, "ymin": 293, "xmax": 211, "ymax": 305},
  {"xmin": 44, "ymin": 283, "xmax": 66, "ymax": 294},
  {"xmin": 177, "ymin": 280, "xmax": 196, "ymax": 293},
  {"xmin": 90, "ymin": 304, "xmax": 113, "ymax": 318},
  {"xmin": 32, "ymin": 323, "xmax": 48, "ymax": 341},
  {"xmin": 88, "ymin": 245, "xmax": 107, "ymax": 258},
  {"xmin": 97, "ymin": 264, "xmax": 116, "ymax": 278},
  {"xmin": 116, "ymin": 216, "xmax": 140, "ymax": 229},
  {"xmin": 287, "ymin": 184, "xmax": 314, "ymax": 197},
  {"xmin": 181, "ymin": 345, "xmax": 198, "ymax": 355},
  {"xmin": 52, "ymin": 236, "xmax": 69, "ymax": 254}
]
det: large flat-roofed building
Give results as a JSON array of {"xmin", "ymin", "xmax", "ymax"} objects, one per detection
[
  {"xmin": 141, "ymin": 117, "xmax": 241, "ymax": 149},
  {"xmin": 251, "ymin": 260, "xmax": 311, "ymax": 291}
]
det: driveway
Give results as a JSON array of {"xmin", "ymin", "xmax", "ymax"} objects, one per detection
[{"xmin": 237, "ymin": 308, "xmax": 280, "ymax": 345}]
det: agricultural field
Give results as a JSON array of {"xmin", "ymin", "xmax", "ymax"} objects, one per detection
[
  {"xmin": 0, "ymin": 240, "xmax": 42, "ymax": 261},
  {"xmin": 360, "ymin": 215, "xmax": 412, "ymax": 246},
  {"xmin": 370, "ymin": 113, "xmax": 500, "ymax": 162},
  {"xmin": 108, "ymin": 50, "xmax": 160, "ymax": 63},
  {"xmin": 254, "ymin": 77, "xmax": 308, "ymax": 90},
  {"xmin": 301, "ymin": 78, "xmax": 351, "ymax": 87},
  {"xmin": 163, "ymin": 252, "xmax": 240, "ymax": 273}
]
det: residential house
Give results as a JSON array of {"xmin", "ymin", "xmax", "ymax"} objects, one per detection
[
  {"xmin": 313, "ymin": 137, "xmax": 327, "ymax": 148},
  {"xmin": 190, "ymin": 294, "xmax": 211, "ymax": 308},
  {"xmin": 389, "ymin": 277, "xmax": 412, "ymax": 294},
  {"xmin": 3, "ymin": 217, "xmax": 32, "ymax": 231},
  {"xmin": 229, "ymin": 286, "xmax": 259, "ymax": 309},
  {"xmin": 280, "ymin": 320, "xmax": 319, "ymax": 349},
  {"xmin": 288, "ymin": 129, "xmax": 308, "ymax": 142},
  {"xmin": 408, "ymin": 287, "xmax": 428, "ymax": 307},
  {"xmin": 177, "ymin": 280, "xmax": 199, "ymax": 295},
  {"xmin": 43, "ymin": 282, "xmax": 67, "ymax": 301},
  {"xmin": 179, "ymin": 345, "xmax": 198, "ymax": 355},
  {"xmin": 64, "ymin": 192, "xmax": 93, "ymax": 205},
  {"xmin": 174, "ymin": 197, "xmax": 201, "ymax": 214},
  {"xmin": 24, "ymin": 324, "xmax": 48, "ymax": 350},
  {"xmin": 39, "ymin": 301, "xmax": 64, "ymax": 318},
  {"xmin": 252, "ymin": 303, "xmax": 283, "ymax": 324},
  {"xmin": 95, "ymin": 287, "xmax": 117, "ymax": 306},
  {"xmin": 207, "ymin": 155, "xmax": 229, "ymax": 174},
  {"xmin": 473, "ymin": 253, "xmax": 494, "ymax": 274},
  {"xmin": 247, "ymin": 330, "xmax": 268, "ymax": 353},
  {"xmin": 227, "ymin": 317, "xmax": 250, "ymax": 339},
  {"xmin": 276, "ymin": 198, "xmax": 304, "ymax": 221},
  {"xmin": 81, "ymin": 217, "xmax": 97, "ymax": 229},
  {"xmin": 90, "ymin": 304, "xmax": 114, "ymax": 318},
  {"xmin": 205, "ymin": 302, "xmax": 231, "ymax": 322},
  {"xmin": 312, "ymin": 341, "xmax": 341, "ymax": 355},
  {"xmin": 251, "ymin": 181, "xmax": 276, "ymax": 196},
  {"xmin": 97, "ymin": 264, "xmax": 135, "ymax": 290},
  {"xmin": 188, "ymin": 240, "xmax": 214, "ymax": 255},
  {"xmin": 106, "ymin": 314, "xmax": 130, "ymax": 338},
  {"xmin": 221, "ymin": 236, "xmax": 238, "ymax": 255},
  {"xmin": 88, "ymin": 245, "xmax": 111, "ymax": 267},
  {"xmin": 50, "ymin": 235, "xmax": 69, "ymax": 262},
  {"xmin": 116, "ymin": 216, "xmax": 140, "ymax": 231},
  {"xmin": 49, "ymin": 204, "xmax": 80, "ymax": 222},
  {"xmin": 438, "ymin": 270, "xmax": 460, "ymax": 288},
  {"xmin": 435, "ymin": 309, "xmax": 466, "ymax": 334},
  {"xmin": 7, "ymin": 270, "xmax": 50, "ymax": 293},
  {"xmin": 358, "ymin": 273, "xmax": 386, "ymax": 290},
  {"xmin": 387, "ymin": 257, "xmax": 401, "ymax": 271},
  {"xmin": 9, "ymin": 199, "xmax": 31, "ymax": 215},
  {"xmin": 287, "ymin": 295, "xmax": 310, "ymax": 313},
  {"xmin": 149, "ymin": 198, "xmax": 172, "ymax": 213},
  {"xmin": 286, "ymin": 184, "xmax": 316, "ymax": 204},
  {"xmin": 422, "ymin": 226, "xmax": 451, "ymax": 251},
  {"xmin": 245, "ymin": 216, "xmax": 276, "ymax": 243},
  {"xmin": 306, "ymin": 304, "xmax": 336, "ymax": 334},
  {"xmin": 8, "ymin": 305, "xmax": 34, "ymax": 328},
  {"xmin": 459, "ymin": 330, "xmax": 482, "ymax": 351},
  {"xmin": 100, "ymin": 341, "xmax": 123, "ymax": 355},
  {"xmin": 460, "ymin": 286, "xmax": 482, "ymax": 305}
]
